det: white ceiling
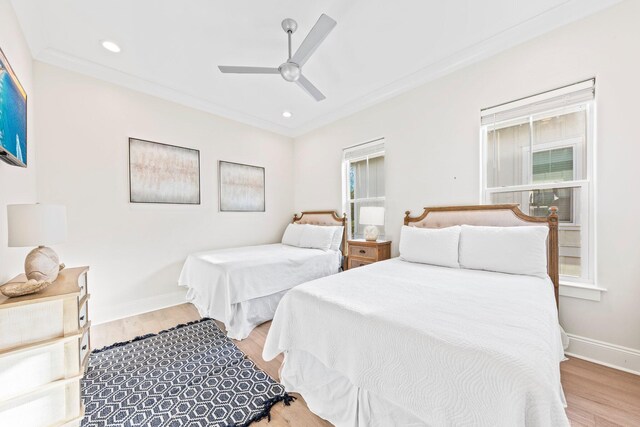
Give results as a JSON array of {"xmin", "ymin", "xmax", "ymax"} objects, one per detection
[{"xmin": 11, "ymin": 0, "xmax": 620, "ymax": 137}]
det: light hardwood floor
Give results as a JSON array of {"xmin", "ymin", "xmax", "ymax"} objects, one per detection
[{"xmin": 92, "ymin": 304, "xmax": 640, "ymax": 427}]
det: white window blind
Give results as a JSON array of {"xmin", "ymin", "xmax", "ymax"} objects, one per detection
[
  {"xmin": 481, "ymin": 79, "xmax": 595, "ymax": 125},
  {"xmin": 343, "ymin": 139, "xmax": 385, "ymax": 161}
]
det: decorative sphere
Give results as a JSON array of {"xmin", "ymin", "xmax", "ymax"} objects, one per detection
[
  {"xmin": 279, "ymin": 62, "xmax": 301, "ymax": 82},
  {"xmin": 25, "ymin": 246, "xmax": 62, "ymax": 282}
]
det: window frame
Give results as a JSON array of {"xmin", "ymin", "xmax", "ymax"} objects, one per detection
[
  {"xmin": 342, "ymin": 141, "xmax": 385, "ymax": 240},
  {"xmin": 480, "ymin": 97, "xmax": 596, "ymax": 288}
]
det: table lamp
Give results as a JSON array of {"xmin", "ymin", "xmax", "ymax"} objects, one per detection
[
  {"xmin": 359, "ymin": 206, "xmax": 384, "ymax": 241},
  {"xmin": 7, "ymin": 204, "xmax": 67, "ymax": 284}
]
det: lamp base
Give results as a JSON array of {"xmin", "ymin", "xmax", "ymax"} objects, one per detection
[
  {"xmin": 363, "ymin": 225, "xmax": 380, "ymax": 241},
  {"xmin": 25, "ymin": 246, "xmax": 64, "ymax": 283}
]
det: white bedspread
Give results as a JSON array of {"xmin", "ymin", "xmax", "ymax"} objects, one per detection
[
  {"xmin": 178, "ymin": 244, "xmax": 340, "ymax": 338},
  {"xmin": 264, "ymin": 258, "xmax": 568, "ymax": 426}
]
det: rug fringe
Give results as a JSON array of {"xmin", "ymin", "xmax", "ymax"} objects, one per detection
[
  {"xmin": 226, "ymin": 393, "xmax": 297, "ymax": 427},
  {"xmin": 91, "ymin": 317, "xmax": 213, "ymax": 354}
]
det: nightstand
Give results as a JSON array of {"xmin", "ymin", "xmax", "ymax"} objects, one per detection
[{"xmin": 347, "ymin": 239, "xmax": 391, "ymax": 269}]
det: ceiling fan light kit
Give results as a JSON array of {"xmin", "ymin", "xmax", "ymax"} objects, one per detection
[
  {"xmin": 279, "ymin": 62, "xmax": 301, "ymax": 82},
  {"xmin": 218, "ymin": 14, "xmax": 337, "ymax": 101}
]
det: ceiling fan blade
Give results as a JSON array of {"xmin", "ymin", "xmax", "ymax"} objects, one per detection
[
  {"xmin": 218, "ymin": 66, "xmax": 279, "ymax": 74},
  {"xmin": 290, "ymin": 14, "xmax": 337, "ymax": 67},
  {"xmin": 296, "ymin": 75, "xmax": 326, "ymax": 101}
]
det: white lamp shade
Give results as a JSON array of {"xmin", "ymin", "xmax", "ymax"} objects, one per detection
[
  {"xmin": 7, "ymin": 204, "xmax": 67, "ymax": 247},
  {"xmin": 359, "ymin": 206, "xmax": 385, "ymax": 226}
]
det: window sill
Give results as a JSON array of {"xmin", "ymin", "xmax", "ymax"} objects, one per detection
[{"xmin": 559, "ymin": 281, "xmax": 607, "ymax": 302}]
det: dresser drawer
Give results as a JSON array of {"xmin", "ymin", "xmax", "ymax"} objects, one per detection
[
  {"xmin": 0, "ymin": 377, "xmax": 82, "ymax": 427},
  {"xmin": 0, "ymin": 301, "xmax": 64, "ymax": 350},
  {"xmin": 349, "ymin": 245, "xmax": 377, "ymax": 260},
  {"xmin": 79, "ymin": 329, "xmax": 90, "ymax": 370},
  {"xmin": 78, "ymin": 298, "xmax": 88, "ymax": 329},
  {"xmin": 0, "ymin": 342, "xmax": 66, "ymax": 400},
  {"xmin": 78, "ymin": 272, "xmax": 88, "ymax": 299},
  {"xmin": 348, "ymin": 258, "xmax": 372, "ymax": 269}
]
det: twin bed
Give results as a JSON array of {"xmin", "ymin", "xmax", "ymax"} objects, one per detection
[
  {"xmin": 180, "ymin": 204, "xmax": 568, "ymax": 426},
  {"xmin": 178, "ymin": 211, "xmax": 345, "ymax": 339}
]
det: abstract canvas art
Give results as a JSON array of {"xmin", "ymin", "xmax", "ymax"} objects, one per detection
[
  {"xmin": 129, "ymin": 138, "xmax": 200, "ymax": 204},
  {"xmin": 219, "ymin": 161, "xmax": 265, "ymax": 212},
  {"xmin": 0, "ymin": 47, "xmax": 27, "ymax": 167}
]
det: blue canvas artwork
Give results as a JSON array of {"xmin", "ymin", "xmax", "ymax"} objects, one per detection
[{"xmin": 0, "ymin": 48, "xmax": 27, "ymax": 167}]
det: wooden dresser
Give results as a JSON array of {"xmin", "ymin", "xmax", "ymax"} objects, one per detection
[
  {"xmin": 0, "ymin": 267, "xmax": 90, "ymax": 427},
  {"xmin": 347, "ymin": 240, "xmax": 391, "ymax": 269}
]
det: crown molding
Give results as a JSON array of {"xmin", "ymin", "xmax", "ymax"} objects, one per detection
[
  {"xmin": 34, "ymin": 48, "xmax": 298, "ymax": 138},
  {"xmin": 291, "ymin": 0, "xmax": 623, "ymax": 137},
  {"xmin": 26, "ymin": 0, "xmax": 622, "ymax": 139}
]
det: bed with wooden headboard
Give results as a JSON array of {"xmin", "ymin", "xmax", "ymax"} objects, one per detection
[
  {"xmin": 404, "ymin": 204, "xmax": 559, "ymax": 306},
  {"xmin": 178, "ymin": 210, "xmax": 346, "ymax": 340},
  {"xmin": 264, "ymin": 204, "xmax": 567, "ymax": 427},
  {"xmin": 292, "ymin": 210, "xmax": 347, "ymax": 259}
]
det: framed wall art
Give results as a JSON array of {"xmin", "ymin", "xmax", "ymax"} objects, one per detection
[
  {"xmin": 129, "ymin": 138, "xmax": 200, "ymax": 204},
  {"xmin": 0, "ymin": 47, "xmax": 27, "ymax": 167},
  {"xmin": 218, "ymin": 161, "xmax": 265, "ymax": 212}
]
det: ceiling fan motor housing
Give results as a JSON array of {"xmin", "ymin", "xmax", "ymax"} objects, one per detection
[{"xmin": 279, "ymin": 62, "xmax": 301, "ymax": 82}]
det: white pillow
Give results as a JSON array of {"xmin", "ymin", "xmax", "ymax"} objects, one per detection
[
  {"xmin": 281, "ymin": 223, "xmax": 306, "ymax": 247},
  {"xmin": 399, "ymin": 225, "xmax": 461, "ymax": 268},
  {"xmin": 299, "ymin": 224, "xmax": 335, "ymax": 251},
  {"xmin": 459, "ymin": 225, "xmax": 549, "ymax": 277},
  {"xmin": 330, "ymin": 226, "xmax": 344, "ymax": 251}
]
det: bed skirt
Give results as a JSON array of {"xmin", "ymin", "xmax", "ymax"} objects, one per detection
[
  {"xmin": 280, "ymin": 350, "xmax": 426, "ymax": 427},
  {"xmin": 186, "ymin": 288, "xmax": 288, "ymax": 340}
]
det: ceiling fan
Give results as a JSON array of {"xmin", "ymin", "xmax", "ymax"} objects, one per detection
[{"xmin": 218, "ymin": 14, "xmax": 337, "ymax": 102}]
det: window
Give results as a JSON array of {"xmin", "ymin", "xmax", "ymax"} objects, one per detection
[
  {"xmin": 481, "ymin": 79, "xmax": 595, "ymax": 285},
  {"xmin": 342, "ymin": 139, "xmax": 385, "ymax": 239}
]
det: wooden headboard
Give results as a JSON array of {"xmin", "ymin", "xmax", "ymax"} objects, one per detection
[
  {"xmin": 404, "ymin": 204, "xmax": 559, "ymax": 307},
  {"xmin": 292, "ymin": 211, "xmax": 347, "ymax": 257}
]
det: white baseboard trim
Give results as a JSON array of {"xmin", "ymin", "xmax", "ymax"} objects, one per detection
[
  {"xmin": 566, "ymin": 333, "xmax": 640, "ymax": 376},
  {"xmin": 91, "ymin": 290, "xmax": 187, "ymax": 326}
]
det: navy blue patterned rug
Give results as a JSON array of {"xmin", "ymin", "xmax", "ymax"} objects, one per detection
[{"xmin": 82, "ymin": 318, "xmax": 293, "ymax": 427}]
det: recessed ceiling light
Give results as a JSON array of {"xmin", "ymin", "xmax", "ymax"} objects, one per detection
[
  {"xmin": 101, "ymin": 40, "xmax": 121, "ymax": 53},
  {"xmin": 282, "ymin": 111, "xmax": 292, "ymax": 118}
]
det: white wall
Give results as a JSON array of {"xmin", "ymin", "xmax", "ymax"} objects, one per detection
[
  {"xmin": 7, "ymin": 0, "xmax": 637, "ymax": 373},
  {"xmin": 293, "ymin": 1, "xmax": 640, "ymax": 371},
  {"xmin": 0, "ymin": 0, "xmax": 37, "ymax": 283},
  {"xmin": 34, "ymin": 62, "xmax": 294, "ymax": 323}
]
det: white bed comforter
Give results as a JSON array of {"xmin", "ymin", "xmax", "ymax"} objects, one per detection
[
  {"xmin": 263, "ymin": 258, "xmax": 569, "ymax": 426},
  {"xmin": 178, "ymin": 244, "xmax": 340, "ymax": 335}
]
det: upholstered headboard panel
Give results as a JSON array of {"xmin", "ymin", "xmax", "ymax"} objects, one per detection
[
  {"xmin": 292, "ymin": 211, "xmax": 347, "ymax": 257},
  {"xmin": 404, "ymin": 204, "xmax": 559, "ymax": 307},
  {"xmin": 405, "ymin": 208, "xmax": 544, "ymax": 229}
]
